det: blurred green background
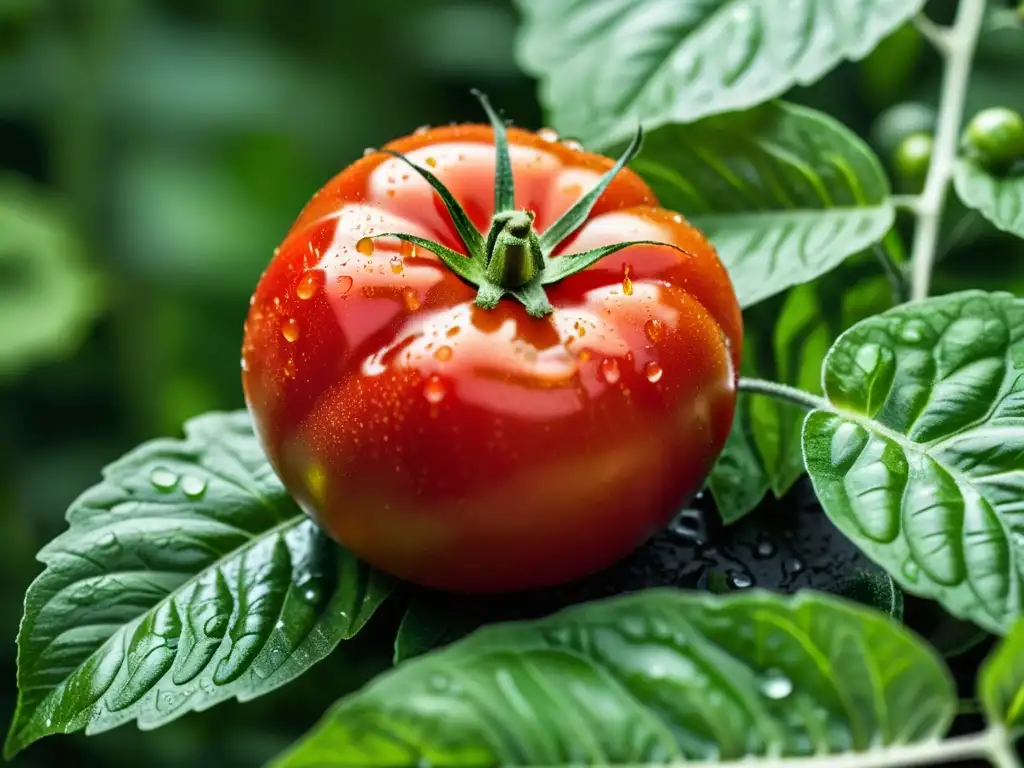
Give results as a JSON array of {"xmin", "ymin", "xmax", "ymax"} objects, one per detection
[{"xmin": 0, "ymin": 1, "xmax": 1022, "ymax": 765}]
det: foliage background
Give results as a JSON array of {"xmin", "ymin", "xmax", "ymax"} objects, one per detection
[{"xmin": 0, "ymin": 0, "xmax": 1020, "ymax": 765}]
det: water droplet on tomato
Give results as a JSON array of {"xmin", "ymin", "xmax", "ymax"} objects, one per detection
[
  {"xmin": 337, "ymin": 275, "xmax": 353, "ymax": 295},
  {"xmin": 562, "ymin": 138, "xmax": 584, "ymax": 151},
  {"xmin": 389, "ymin": 254, "xmax": 403, "ymax": 274},
  {"xmin": 356, "ymin": 237, "xmax": 375, "ymax": 256},
  {"xmin": 284, "ymin": 359, "xmax": 297, "ymax": 378},
  {"xmin": 282, "ymin": 318, "xmax": 301, "ymax": 343},
  {"xmin": 622, "ymin": 265, "xmax": 633, "ymax": 296},
  {"xmin": 537, "ymin": 127, "xmax": 560, "ymax": 142},
  {"xmin": 150, "ymin": 468, "xmax": 178, "ymax": 492},
  {"xmin": 600, "ymin": 358, "xmax": 620, "ymax": 384},
  {"xmin": 414, "ymin": 124, "xmax": 430, "ymax": 136},
  {"xmin": 760, "ymin": 670, "xmax": 793, "ymax": 699},
  {"xmin": 362, "ymin": 147, "xmax": 377, "ymax": 157},
  {"xmin": 645, "ymin": 361, "xmax": 663, "ymax": 383},
  {"xmin": 403, "ymin": 287, "xmax": 422, "ymax": 311},
  {"xmin": 296, "ymin": 273, "xmax": 318, "ymax": 300},
  {"xmin": 672, "ymin": 213, "xmax": 683, "ymax": 224},
  {"xmin": 645, "ymin": 318, "xmax": 664, "ymax": 342},
  {"xmin": 446, "ymin": 326, "xmax": 461, "ymax": 337},
  {"xmin": 425, "ymin": 157, "xmax": 437, "ymax": 168},
  {"xmin": 434, "ymin": 345, "xmax": 453, "ymax": 362},
  {"xmin": 423, "ymin": 375, "xmax": 446, "ymax": 404},
  {"xmin": 240, "ymin": 357, "xmax": 248, "ymax": 372},
  {"xmin": 577, "ymin": 348, "xmax": 592, "ymax": 362}
]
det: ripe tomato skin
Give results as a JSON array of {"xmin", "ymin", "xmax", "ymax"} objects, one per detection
[{"xmin": 242, "ymin": 124, "xmax": 742, "ymax": 592}]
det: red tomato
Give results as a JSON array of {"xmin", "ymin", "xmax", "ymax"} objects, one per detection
[{"xmin": 242, "ymin": 116, "xmax": 742, "ymax": 593}]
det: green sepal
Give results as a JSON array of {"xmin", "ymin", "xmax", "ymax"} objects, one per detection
[
  {"xmin": 541, "ymin": 240, "xmax": 687, "ymax": 284},
  {"xmin": 510, "ymin": 279, "xmax": 554, "ymax": 318},
  {"xmin": 472, "ymin": 89, "xmax": 515, "ymax": 214},
  {"xmin": 473, "ymin": 281, "xmax": 506, "ymax": 311},
  {"xmin": 380, "ymin": 150, "xmax": 486, "ymax": 258},
  {"xmin": 371, "ymin": 233, "xmax": 481, "ymax": 284},
  {"xmin": 538, "ymin": 126, "xmax": 644, "ymax": 255}
]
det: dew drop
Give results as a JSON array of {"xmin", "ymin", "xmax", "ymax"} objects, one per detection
[
  {"xmin": 755, "ymin": 540, "xmax": 776, "ymax": 558},
  {"xmin": 562, "ymin": 138, "xmax": 584, "ymax": 151},
  {"xmin": 855, "ymin": 343, "xmax": 881, "ymax": 374},
  {"xmin": 240, "ymin": 357, "xmax": 248, "ymax": 372},
  {"xmin": 282, "ymin": 318, "xmax": 300, "ymax": 342},
  {"xmin": 446, "ymin": 326, "xmax": 461, "ymax": 337},
  {"xmin": 150, "ymin": 468, "xmax": 178, "ymax": 492},
  {"xmin": 760, "ymin": 670, "xmax": 793, "ymax": 699},
  {"xmin": 783, "ymin": 557, "xmax": 805, "ymax": 574},
  {"xmin": 645, "ymin": 361, "xmax": 663, "ymax": 383},
  {"xmin": 336, "ymin": 275, "xmax": 353, "ymax": 295},
  {"xmin": 577, "ymin": 348, "xmax": 592, "ymax": 362},
  {"xmin": 427, "ymin": 673, "xmax": 450, "ymax": 693},
  {"xmin": 301, "ymin": 585, "xmax": 323, "ymax": 604},
  {"xmin": 98, "ymin": 532, "xmax": 118, "ymax": 548},
  {"xmin": 403, "ymin": 287, "xmax": 422, "ymax": 311},
  {"xmin": 204, "ymin": 614, "xmax": 228, "ymax": 639},
  {"xmin": 414, "ymin": 124, "xmax": 430, "ymax": 136},
  {"xmin": 622, "ymin": 275, "xmax": 633, "ymax": 296},
  {"xmin": 284, "ymin": 359, "xmax": 297, "ymax": 379},
  {"xmin": 600, "ymin": 358, "xmax": 621, "ymax": 384},
  {"xmin": 181, "ymin": 475, "xmax": 207, "ymax": 499},
  {"xmin": 729, "ymin": 572, "xmax": 754, "ymax": 589},
  {"xmin": 296, "ymin": 273, "xmax": 318, "ymax": 300},
  {"xmin": 362, "ymin": 146, "xmax": 377, "ymax": 157},
  {"xmin": 645, "ymin": 318, "xmax": 664, "ymax": 342},
  {"xmin": 356, "ymin": 237, "xmax": 375, "ymax": 256},
  {"xmin": 899, "ymin": 320, "xmax": 928, "ymax": 344},
  {"xmin": 537, "ymin": 127, "xmax": 560, "ymax": 142},
  {"xmin": 424, "ymin": 157, "xmax": 437, "ymax": 168},
  {"xmin": 423, "ymin": 375, "xmax": 446, "ymax": 404},
  {"xmin": 389, "ymin": 254, "xmax": 404, "ymax": 274},
  {"xmin": 434, "ymin": 345, "xmax": 453, "ymax": 362},
  {"xmin": 902, "ymin": 560, "xmax": 921, "ymax": 583}
]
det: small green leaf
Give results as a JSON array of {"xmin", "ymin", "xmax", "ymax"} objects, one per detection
[
  {"xmin": 541, "ymin": 239, "xmax": 683, "ymax": 284},
  {"xmin": 515, "ymin": 0, "xmax": 927, "ymax": 146},
  {"xmin": 5, "ymin": 411, "xmax": 393, "ymax": 758},
  {"xmin": 274, "ymin": 590, "xmax": 955, "ymax": 767},
  {"xmin": 953, "ymin": 160, "xmax": 1024, "ymax": 238},
  {"xmin": 0, "ymin": 176, "xmax": 103, "ymax": 378},
  {"xmin": 632, "ymin": 103, "xmax": 895, "ymax": 308},
  {"xmin": 471, "ymin": 89, "xmax": 515, "ymax": 214},
  {"xmin": 979, "ymin": 619, "xmax": 1024, "ymax": 730},
  {"xmin": 803, "ymin": 290, "xmax": 1024, "ymax": 635}
]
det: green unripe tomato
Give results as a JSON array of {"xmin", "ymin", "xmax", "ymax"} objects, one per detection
[
  {"xmin": 961, "ymin": 107, "xmax": 1024, "ymax": 174},
  {"xmin": 893, "ymin": 132, "xmax": 934, "ymax": 192},
  {"xmin": 871, "ymin": 102, "xmax": 937, "ymax": 157}
]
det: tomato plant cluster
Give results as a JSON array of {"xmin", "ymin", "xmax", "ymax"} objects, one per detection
[{"xmin": 7, "ymin": 2, "xmax": 1024, "ymax": 767}]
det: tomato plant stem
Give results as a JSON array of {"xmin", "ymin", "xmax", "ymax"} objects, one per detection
[
  {"xmin": 737, "ymin": 378, "xmax": 828, "ymax": 412},
  {"xmin": 909, "ymin": 0, "xmax": 987, "ymax": 302}
]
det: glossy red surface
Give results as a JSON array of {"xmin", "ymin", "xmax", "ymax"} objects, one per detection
[{"xmin": 242, "ymin": 125, "xmax": 743, "ymax": 592}]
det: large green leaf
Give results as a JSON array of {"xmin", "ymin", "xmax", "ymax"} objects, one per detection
[
  {"xmin": 803, "ymin": 291, "xmax": 1024, "ymax": 635},
  {"xmin": 710, "ymin": 269, "xmax": 894, "ymax": 523},
  {"xmin": 5, "ymin": 411, "xmax": 394, "ymax": 758},
  {"xmin": 0, "ymin": 176, "xmax": 103, "ymax": 379},
  {"xmin": 275, "ymin": 590, "xmax": 954, "ymax": 767},
  {"xmin": 633, "ymin": 103, "xmax": 895, "ymax": 308},
  {"xmin": 980, "ymin": 619, "xmax": 1024, "ymax": 731},
  {"xmin": 953, "ymin": 160, "xmax": 1024, "ymax": 239},
  {"xmin": 514, "ymin": 0, "xmax": 926, "ymax": 146}
]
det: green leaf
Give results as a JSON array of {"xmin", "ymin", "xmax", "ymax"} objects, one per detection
[
  {"xmin": 5, "ymin": 411, "xmax": 393, "ymax": 758},
  {"xmin": 274, "ymin": 590, "xmax": 955, "ymax": 767},
  {"xmin": 953, "ymin": 160, "xmax": 1024, "ymax": 239},
  {"xmin": 710, "ymin": 269, "xmax": 894, "ymax": 523},
  {"xmin": 979, "ymin": 619, "xmax": 1024, "ymax": 730},
  {"xmin": 803, "ymin": 290, "xmax": 1024, "ymax": 635},
  {"xmin": 0, "ymin": 176, "xmax": 103, "ymax": 378},
  {"xmin": 515, "ymin": 0, "xmax": 926, "ymax": 146},
  {"xmin": 632, "ymin": 103, "xmax": 895, "ymax": 308}
]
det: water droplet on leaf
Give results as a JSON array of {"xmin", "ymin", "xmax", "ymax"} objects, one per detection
[
  {"xmin": 902, "ymin": 560, "xmax": 920, "ymax": 583},
  {"xmin": 855, "ymin": 343, "xmax": 882, "ymax": 375},
  {"xmin": 427, "ymin": 673, "xmax": 450, "ymax": 693},
  {"xmin": 729, "ymin": 572, "xmax": 753, "ymax": 589},
  {"xmin": 181, "ymin": 475, "xmax": 207, "ymax": 499},
  {"xmin": 150, "ymin": 468, "xmax": 178, "ymax": 492},
  {"xmin": 760, "ymin": 670, "xmax": 793, "ymax": 699},
  {"xmin": 755, "ymin": 540, "xmax": 775, "ymax": 558},
  {"xmin": 899, "ymin": 320, "xmax": 928, "ymax": 344}
]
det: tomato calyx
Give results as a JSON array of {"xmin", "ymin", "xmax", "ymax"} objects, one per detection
[{"xmin": 371, "ymin": 91, "xmax": 685, "ymax": 317}]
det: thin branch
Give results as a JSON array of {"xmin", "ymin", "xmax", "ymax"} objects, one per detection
[
  {"xmin": 913, "ymin": 13, "xmax": 954, "ymax": 54},
  {"xmin": 738, "ymin": 378, "xmax": 829, "ymax": 412},
  {"xmin": 909, "ymin": 0, "xmax": 987, "ymax": 301}
]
